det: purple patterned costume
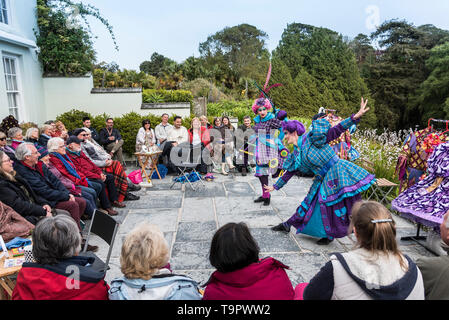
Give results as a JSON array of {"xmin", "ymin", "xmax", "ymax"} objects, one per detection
[{"xmin": 392, "ymin": 142, "xmax": 449, "ymax": 230}]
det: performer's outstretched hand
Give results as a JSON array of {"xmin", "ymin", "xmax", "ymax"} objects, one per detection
[
  {"xmin": 354, "ymin": 97, "xmax": 370, "ymax": 120},
  {"xmin": 264, "ymin": 185, "xmax": 275, "ymax": 193}
]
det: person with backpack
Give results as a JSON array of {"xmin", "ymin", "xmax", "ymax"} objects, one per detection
[{"xmin": 108, "ymin": 223, "xmax": 203, "ymax": 300}]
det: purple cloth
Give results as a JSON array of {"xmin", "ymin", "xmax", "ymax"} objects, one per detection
[
  {"xmin": 392, "ymin": 142, "xmax": 449, "ymax": 228},
  {"xmin": 258, "ymin": 175, "xmax": 270, "ymax": 199}
]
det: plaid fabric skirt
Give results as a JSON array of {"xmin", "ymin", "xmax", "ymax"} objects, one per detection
[{"xmin": 103, "ymin": 160, "xmax": 128, "ymax": 202}]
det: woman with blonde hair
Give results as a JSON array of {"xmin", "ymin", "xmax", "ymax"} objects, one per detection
[
  {"xmin": 109, "ymin": 223, "xmax": 202, "ymax": 300},
  {"xmin": 300, "ymin": 201, "xmax": 425, "ymax": 300}
]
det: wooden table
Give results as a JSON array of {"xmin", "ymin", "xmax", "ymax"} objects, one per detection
[
  {"xmin": 135, "ymin": 151, "xmax": 163, "ymax": 183},
  {"xmin": 0, "ymin": 250, "xmax": 23, "ymax": 300}
]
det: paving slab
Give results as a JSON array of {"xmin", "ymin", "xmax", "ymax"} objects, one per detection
[
  {"xmin": 184, "ymin": 183, "xmax": 226, "ymax": 198},
  {"xmin": 175, "ymin": 221, "xmax": 217, "ymax": 242},
  {"xmin": 170, "ymin": 241, "xmax": 213, "ymax": 270},
  {"xmin": 250, "ymin": 228, "xmax": 301, "ymax": 253},
  {"xmin": 120, "ymin": 209, "xmax": 179, "ymax": 233},
  {"xmin": 293, "ymin": 233, "xmax": 347, "ymax": 255},
  {"xmin": 125, "ymin": 193, "xmax": 183, "ymax": 209},
  {"xmin": 181, "ymin": 198, "xmax": 215, "ymax": 222},
  {"xmin": 223, "ymin": 182, "xmax": 256, "ymax": 197}
]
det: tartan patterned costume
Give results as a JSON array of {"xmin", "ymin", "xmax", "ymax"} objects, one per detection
[
  {"xmin": 253, "ymin": 113, "xmax": 286, "ymax": 177},
  {"xmin": 274, "ymin": 116, "xmax": 375, "ymax": 239}
]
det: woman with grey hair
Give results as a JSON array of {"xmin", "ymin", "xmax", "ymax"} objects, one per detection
[
  {"xmin": 0, "ymin": 130, "xmax": 16, "ymax": 160},
  {"xmin": 8, "ymin": 127, "xmax": 24, "ymax": 150},
  {"xmin": 12, "ymin": 215, "xmax": 109, "ymax": 300},
  {"xmin": 24, "ymin": 127, "xmax": 40, "ymax": 147}
]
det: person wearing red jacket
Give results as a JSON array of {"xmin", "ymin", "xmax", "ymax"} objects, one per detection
[
  {"xmin": 187, "ymin": 117, "xmax": 211, "ymax": 174},
  {"xmin": 203, "ymin": 223, "xmax": 295, "ymax": 300},
  {"xmin": 65, "ymin": 136, "xmax": 125, "ymax": 212},
  {"xmin": 13, "ymin": 215, "xmax": 109, "ymax": 300}
]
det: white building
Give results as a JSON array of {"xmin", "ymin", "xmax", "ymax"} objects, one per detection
[
  {"xmin": 0, "ymin": 0, "xmax": 190, "ymax": 126},
  {"xmin": 0, "ymin": 0, "xmax": 46, "ymax": 124}
]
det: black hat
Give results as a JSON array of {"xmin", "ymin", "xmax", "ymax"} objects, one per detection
[
  {"xmin": 72, "ymin": 128, "xmax": 86, "ymax": 137},
  {"xmin": 66, "ymin": 136, "xmax": 82, "ymax": 145}
]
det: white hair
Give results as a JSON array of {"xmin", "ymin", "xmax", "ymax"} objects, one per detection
[
  {"xmin": 7, "ymin": 127, "xmax": 22, "ymax": 139},
  {"xmin": 25, "ymin": 127, "xmax": 39, "ymax": 140},
  {"xmin": 47, "ymin": 137, "xmax": 65, "ymax": 153},
  {"xmin": 15, "ymin": 142, "xmax": 35, "ymax": 161}
]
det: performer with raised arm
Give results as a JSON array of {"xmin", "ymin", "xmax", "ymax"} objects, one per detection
[{"xmin": 266, "ymin": 98, "xmax": 375, "ymax": 245}]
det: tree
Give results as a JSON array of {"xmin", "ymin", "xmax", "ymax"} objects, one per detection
[
  {"xmin": 199, "ymin": 24, "xmax": 270, "ymax": 88},
  {"xmin": 271, "ymin": 23, "xmax": 375, "ymax": 127},
  {"xmin": 413, "ymin": 42, "xmax": 449, "ymax": 122},
  {"xmin": 35, "ymin": 0, "xmax": 117, "ymax": 76},
  {"xmin": 348, "ymin": 33, "xmax": 376, "ymax": 78},
  {"xmin": 139, "ymin": 52, "xmax": 178, "ymax": 77},
  {"xmin": 366, "ymin": 20, "xmax": 449, "ymax": 129}
]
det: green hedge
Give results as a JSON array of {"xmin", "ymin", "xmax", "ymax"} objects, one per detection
[
  {"xmin": 142, "ymin": 89, "xmax": 193, "ymax": 105},
  {"xmin": 56, "ymin": 109, "xmax": 195, "ymax": 156}
]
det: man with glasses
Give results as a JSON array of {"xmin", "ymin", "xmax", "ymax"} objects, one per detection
[{"xmin": 99, "ymin": 118, "xmax": 126, "ymax": 168}]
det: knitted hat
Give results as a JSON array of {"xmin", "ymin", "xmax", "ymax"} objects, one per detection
[
  {"xmin": 37, "ymin": 146, "xmax": 49, "ymax": 160},
  {"xmin": 66, "ymin": 136, "xmax": 82, "ymax": 145},
  {"xmin": 252, "ymin": 98, "xmax": 272, "ymax": 115}
]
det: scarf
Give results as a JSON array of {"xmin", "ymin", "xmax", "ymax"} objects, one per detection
[
  {"xmin": 254, "ymin": 112, "xmax": 275, "ymax": 124},
  {"xmin": 51, "ymin": 152, "xmax": 81, "ymax": 180},
  {"xmin": 66, "ymin": 148, "xmax": 81, "ymax": 157}
]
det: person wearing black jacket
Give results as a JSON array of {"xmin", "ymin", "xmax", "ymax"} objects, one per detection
[
  {"xmin": 12, "ymin": 143, "xmax": 85, "ymax": 232},
  {"xmin": 82, "ymin": 117, "xmax": 100, "ymax": 143},
  {"xmin": 235, "ymin": 116, "xmax": 254, "ymax": 176},
  {"xmin": 98, "ymin": 118, "xmax": 126, "ymax": 167},
  {"xmin": 0, "ymin": 150, "xmax": 51, "ymax": 225}
]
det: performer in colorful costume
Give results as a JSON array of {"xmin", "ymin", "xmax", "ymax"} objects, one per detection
[
  {"xmin": 266, "ymin": 98, "xmax": 375, "ymax": 245},
  {"xmin": 251, "ymin": 98, "xmax": 288, "ymax": 206}
]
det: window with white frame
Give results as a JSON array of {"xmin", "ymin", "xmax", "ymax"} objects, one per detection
[
  {"xmin": 0, "ymin": 0, "xmax": 8, "ymax": 24},
  {"xmin": 3, "ymin": 56, "xmax": 21, "ymax": 121}
]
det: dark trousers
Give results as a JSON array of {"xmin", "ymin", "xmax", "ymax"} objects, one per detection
[
  {"xmin": 80, "ymin": 187, "xmax": 97, "ymax": 217},
  {"xmin": 88, "ymin": 179, "xmax": 114, "ymax": 209},
  {"xmin": 54, "ymin": 198, "xmax": 85, "ymax": 231}
]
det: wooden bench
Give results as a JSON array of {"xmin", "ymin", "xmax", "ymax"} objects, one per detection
[{"xmin": 359, "ymin": 159, "xmax": 399, "ymax": 204}]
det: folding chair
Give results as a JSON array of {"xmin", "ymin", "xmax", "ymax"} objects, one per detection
[
  {"xmin": 80, "ymin": 209, "xmax": 120, "ymax": 275},
  {"xmin": 360, "ymin": 159, "xmax": 399, "ymax": 204},
  {"xmin": 170, "ymin": 145, "xmax": 206, "ymax": 191}
]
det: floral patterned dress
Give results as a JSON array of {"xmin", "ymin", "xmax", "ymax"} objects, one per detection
[{"xmin": 392, "ymin": 142, "xmax": 449, "ymax": 229}]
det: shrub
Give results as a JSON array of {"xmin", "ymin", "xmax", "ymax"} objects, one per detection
[
  {"xmin": 55, "ymin": 109, "xmax": 194, "ymax": 156},
  {"xmin": 181, "ymin": 78, "xmax": 229, "ymax": 100},
  {"xmin": 142, "ymin": 89, "xmax": 194, "ymax": 106}
]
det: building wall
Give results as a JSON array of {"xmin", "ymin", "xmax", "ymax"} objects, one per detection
[{"xmin": 0, "ymin": 0, "xmax": 46, "ymax": 124}]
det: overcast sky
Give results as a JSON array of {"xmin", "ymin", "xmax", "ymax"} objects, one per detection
[{"xmin": 78, "ymin": 0, "xmax": 449, "ymax": 70}]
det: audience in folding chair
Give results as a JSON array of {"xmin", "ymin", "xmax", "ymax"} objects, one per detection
[
  {"xmin": 12, "ymin": 215, "xmax": 109, "ymax": 300},
  {"xmin": 187, "ymin": 117, "xmax": 211, "ymax": 174},
  {"xmin": 0, "ymin": 130, "xmax": 16, "ymax": 161},
  {"xmin": 8, "ymin": 127, "xmax": 24, "ymax": 150}
]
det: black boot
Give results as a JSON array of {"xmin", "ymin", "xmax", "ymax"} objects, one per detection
[
  {"xmin": 254, "ymin": 196, "xmax": 270, "ymax": 206},
  {"xmin": 271, "ymin": 223, "xmax": 290, "ymax": 233},
  {"xmin": 242, "ymin": 167, "xmax": 247, "ymax": 176},
  {"xmin": 316, "ymin": 238, "xmax": 333, "ymax": 245},
  {"xmin": 128, "ymin": 183, "xmax": 141, "ymax": 192},
  {"xmin": 125, "ymin": 192, "xmax": 140, "ymax": 201}
]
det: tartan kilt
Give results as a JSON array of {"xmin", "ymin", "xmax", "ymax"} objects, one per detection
[{"xmin": 103, "ymin": 160, "xmax": 128, "ymax": 202}]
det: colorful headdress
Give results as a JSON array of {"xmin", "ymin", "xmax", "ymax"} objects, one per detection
[
  {"xmin": 252, "ymin": 63, "xmax": 283, "ymax": 115},
  {"xmin": 252, "ymin": 98, "xmax": 272, "ymax": 115}
]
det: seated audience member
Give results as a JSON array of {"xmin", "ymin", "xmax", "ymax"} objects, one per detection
[
  {"xmin": 302, "ymin": 201, "xmax": 424, "ymax": 300},
  {"xmin": 200, "ymin": 115, "xmax": 212, "ymax": 129},
  {"xmin": 66, "ymin": 136, "xmax": 126, "ymax": 210},
  {"xmin": 12, "ymin": 215, "xmax": 108, "ymax": 300},
  {"xmin": 44, "ymin": 120, "xmax": 57, "ymax": 138},
  {"xmin": 0, "ymin": 150, "xmax": 52, "ymax": 225},
  {"xmin": 99, "ymin": 118, "xmax": 126, "ymax": 168},
  {"xmin": 38, "ymin": 124, "xmax": 53, "ymax": 147},
  {"xmin": 82, "ymin": 116, "xmax": 100, "ymax": 143},
  {"xmin": 416, "ymin": 210, "xmax": 449, "ymax": 300},
  {"xmin": 40, "ymin": 144, "xmax": 96, "ymax": 219},
  {"xmin": 162, "ymin": 116, "xmax": 189, "ymax": 172},
  {"xmin": 109, "ymin": 223, "xmax": 202, "ymax": 300},
  {"xmin": 155, "ymin": 113, "xmax": 173, "ymax": 148},
  {"xmin": 80, "ymin": 127, "xmax": 140, "ymax": 193},
  {"xmin": 236, "ymin": 116, "xmax": 254, "ymax": 176},
  {"xmin": 8, "ymin": 127, "xmax": 24, "ymax": 150},
  {"xmin": 53, "ymin": 121, "xmax": 69, "ymax": 141},
  {"xmin": 74, "ymin": 128, "xmax": 139, "ymax": 201},
  {"xmin": 48, "ymin": 137, "xmax": 117, "ymax": 216},
  {"xmin": 24, "ymin": 127, "xmax": 40, "ymax": 148},
  {"xmin": 0, "ymin": 130, "xmax": 16, "ymax": 160},
  {"xmin": 188, "ymin": 117, "xmax": 211, "ymax": 174},
  {"xmin": 136, "ymin": 119, "xmax": 156, "ymax": 153},
  {"xmin": 203, "ymin": 222, "xmax": 295, "ymax": 300},
  {"xmin": 13, "ymin": 143, "xmax": 86, "ymax": 232}
]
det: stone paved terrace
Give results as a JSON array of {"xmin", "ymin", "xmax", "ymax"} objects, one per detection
[{"xmin": 83, "ymin": 166, "xmax": 438, "ymax": 288}]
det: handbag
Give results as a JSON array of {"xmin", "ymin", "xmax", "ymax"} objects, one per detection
[
  {"xmin": 0, "ymin": 201, "xmax": 34, "ymax": 242},
  {"xmin": 128, "ymin": 169, "xmax": 143, "ymax": 184}
]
